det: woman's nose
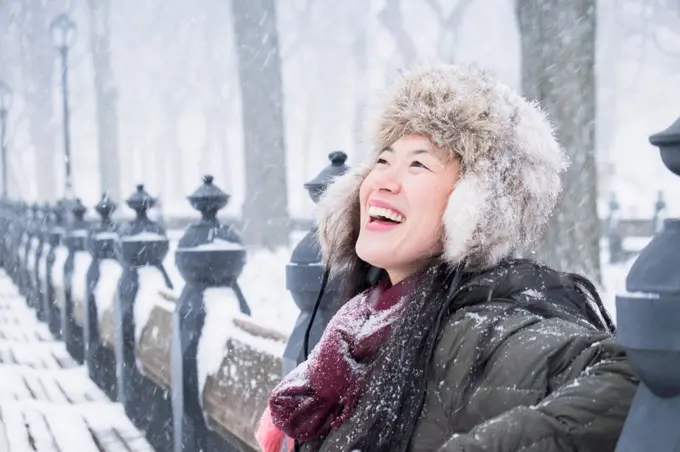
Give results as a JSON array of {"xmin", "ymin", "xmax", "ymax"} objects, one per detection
[{"xmin": 373, "ymin": 167, "xmax": 402, "ymax": 193}]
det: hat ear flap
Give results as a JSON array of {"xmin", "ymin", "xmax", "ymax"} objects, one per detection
[
  {"xmin": 316, "ymin": 164, "xmax": 371, "ymax": 270},
  {"xmin": 442, "ymin": 174, "xmax": 487, "ymax": 267},
  {"xmin": 442, "ymin": 170, "xmax": 517, "ymax": 269}
]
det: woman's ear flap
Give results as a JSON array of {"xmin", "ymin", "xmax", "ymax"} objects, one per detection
[{"xmin": 317, "ymin": 163, "xmax": 372, "ymax": 272}]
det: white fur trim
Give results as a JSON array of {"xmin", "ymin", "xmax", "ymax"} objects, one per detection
[{"xmin": 316, "ymin": 63, "xmax": 567, "ymax": 272}]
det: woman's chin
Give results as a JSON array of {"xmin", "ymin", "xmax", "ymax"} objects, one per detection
[{"xmin": 355, "ymin": 245, "xmax": 393, "ymax": 271}]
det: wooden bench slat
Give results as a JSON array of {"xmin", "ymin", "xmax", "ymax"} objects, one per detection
[
  {"xmin": 0, "ymin": 404, "xmax": 10, "ymax": 451},
  {"xmin": 51, "ymin": 346, "xmax": 71, "ymax": 366},
  {"xmin": 7, "ymin": 347, "xmax": 16, "ymax": 365},
  {"xmin": 1, "ymin": 405, "xmax": 33, "ymax": 451},
  {"xmin": 0, "ymin": 342, "xmax": 74, "ymax": 369},
  {"xmin": 44, "ymin": 411, "xmax": 100, "ymax": 452},
  {"xmin": 37, "ymin": 327, "xmax": 53, "ymax": 342},
  {"xmin": 123, "ymin": 434, "xmax": 156, "ymax": 452},
  {"xmin": 88, "ymin": 427, "xmax": 133, "ymax": 452},
  {"xmin": 8, "ymin": 348, "xmax": 20, "ymax": 367},
  {"xmin": 85, "ymin": 407, "xmax": 155, "ymax": 452},
  {"xmin": 24, "ymin": 409, "xmax": 59, "ymax": 451},
  {"xmin": 3, "ymin": 373, "xmax": 32, "ymax": 401},
  {"xmin": 12, "ymin": 343, "xmax": 39, "ymax": 368},
  {"xmin": 56, "ymin": 370, "xmax": 108, "ymax": 403},
  {"xmin": 23, "ymin": 373, "xmax": 49, "ymax": 401},
  {"xmin": 39, "ymin": 374, "xmax": 70, "ymax": 404},
  {"xmin": 41, "ymin": 350, "xmax": 61, "ymax": 369},
  {"xmin": 0, "ymin": 346, "xmax": 12, "ymax": 364},
  {"xmin": 55, "ymin": 356, "xmax": 73, "ymax": 369},
  {"xmin": 54, "ymin": 374, "xmax": 89, "ymax": 404}
]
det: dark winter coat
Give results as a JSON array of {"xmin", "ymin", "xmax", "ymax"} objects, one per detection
[{"xmin": 316, "ymin": 261, "xmax": 637, "ymax": 452}]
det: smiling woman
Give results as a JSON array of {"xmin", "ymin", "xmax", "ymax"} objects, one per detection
[
  {"xmin": 357, "ymin": 136, "xmax": 461, "ymax": 284},
  {"xmin": 259, "ymin": 63, "xmax": 636, "ymax": 452}
]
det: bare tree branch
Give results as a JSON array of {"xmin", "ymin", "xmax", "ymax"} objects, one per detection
[
  {"xmin": 378, "ymin": 0, "xmax": 419, "ymax": 65},
  {"xmin": 613, "ymin": 0, "xmax": 680, "ymax": 61},
  {"xmin": 423, "ymin": 0, "xmax": 475, "ymax": 59},
  {"xmin": 281, "ymin": 0, "xmax": 315, "ymax": 60},
  {"xmin": 423, "ymin": 0, "xmax": 445, "ymax": 21},
  {"xmin": 7, "ymin": 109, "xmax": 28, "ymax": 146}
]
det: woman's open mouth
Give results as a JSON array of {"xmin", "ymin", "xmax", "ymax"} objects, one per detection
[{"xmin": 367, "ymin": 205, "xmax": 405, "ymax": 231}]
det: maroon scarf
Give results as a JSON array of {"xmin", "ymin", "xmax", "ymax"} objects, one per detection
[{"xmin": 268, "ymin": 274, "xmax": 419, "ymax": 442}]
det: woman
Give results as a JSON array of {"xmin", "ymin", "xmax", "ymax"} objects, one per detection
[{"xmin": 258, "ymin": 63, "xmax": 637, "ymax": 452}]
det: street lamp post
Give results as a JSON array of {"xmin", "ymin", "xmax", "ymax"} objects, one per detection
[
  {"xmin": 0, "ymin": 81, "xmax": 12, "ymax": 198},
  {"xmin": 50, "ymin": 13, "xmax": 77, "ymax": 197}
]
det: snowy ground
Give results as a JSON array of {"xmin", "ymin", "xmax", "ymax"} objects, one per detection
[{"xmin": 0, "ymin": 272, "xmax": 153, "ymax": 451}]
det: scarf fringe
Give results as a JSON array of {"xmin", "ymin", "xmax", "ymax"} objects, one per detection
[{"xmin": 257, "ymin": 406, "xmax": 295, "ymax": 452}]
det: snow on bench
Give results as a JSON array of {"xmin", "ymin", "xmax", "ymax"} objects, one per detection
[
  {"xmin": 0, "ymin": 402, "xmax": 153, "ymax": 451},
  {"xmin": 0, "ymin": 326, "xmax": 53, "ymax": 343},
  {"xmin": 0, "ymin": 286, "xmax": 54, "ymax": 343},
  {"xmin": 0, "ymin": 341, "xmax": 75, "ymax": 369},
  {"xmin": 0, "ymin": 367, "xmax": 109, "ymax": 404},
  {"xmin": 0, "ymin": 270, "xmax": 155, "ymax": 451}
]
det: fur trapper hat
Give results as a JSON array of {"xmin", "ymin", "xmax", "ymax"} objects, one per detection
[{"xmin": 317, "ymin": 63, "xmax": 567, "ymax": 272}]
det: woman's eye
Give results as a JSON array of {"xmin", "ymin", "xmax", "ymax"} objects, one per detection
[
  {"xmin": 376, "ymin": 158, "xmax": 388, "ymax": 165},
  {"xmin": 411, "ymin": 160, "xmax": 429, "ymax": 170}
]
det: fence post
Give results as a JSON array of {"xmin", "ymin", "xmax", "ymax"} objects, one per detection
[
  {"xmin": 172, "ymin": 175, "xmax": 248, "ymax": 452},
  {"xmin": 84, "ymin": 193, "xmax": 119, "ymax": 398},
  {"xmin": 45, "ymin": 203, "xmax": 66, "ymax": 338},
  {"xmin": 283, "ymin": 151, "xmax": 348, "ymax": 375},
  {"xmin": 62, "ymin": 198, "xmax": 88, "ymax": 363},
  {"xmin": 36, "ymin": 203, "xmax": 54, "ymax": 322},
  {"xmin": 19, "ymin": 204, "xmax": 38, "ymax": 296},
  {"xmin": 28, "ymin": 204, "xmax": 47, "ymax": 311},
  {"xmin": 115, "ymin": 184, "xmax": 172, "ymax": 427},
  {"xmin": 0, "ymin": 199, "xmax": 9, "ymax": 268},
  {"xmin": 8, "ymin": 202, "xmax": 26, "ymax": 284},
  {"xmin": 3, "ymin": 201, "xmax": 15, "ymax": 277},
  {"xmin": 615, "ymin": 116, "xmax": 680, "ymax": 451}
]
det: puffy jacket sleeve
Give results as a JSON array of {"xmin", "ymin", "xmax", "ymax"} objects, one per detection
[
  {"xmin": 438, "ymin": 335, "xmax": 637, "ymax": 452},
  {"xmin": 269, "ymin": 295, "xmax": 366, "ymax": 441},
  {"xmin": 270, "ymin": 290, "xmax": 397, "ymax": 441}
]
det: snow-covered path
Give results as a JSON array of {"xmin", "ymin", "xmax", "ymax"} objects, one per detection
[{"xmin": 0, "ymin": 271, "xmax": 154, "ymax": 451}]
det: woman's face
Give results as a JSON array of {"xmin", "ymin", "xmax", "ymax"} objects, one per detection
[{"xmin": 356, "ymin": 135, "xmax": 461, "ymax": 284}]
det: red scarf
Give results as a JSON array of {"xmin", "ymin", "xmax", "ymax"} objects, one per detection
[{"xmin": 258, "ymin": 275, "xmax": 418, "ymax": 450}]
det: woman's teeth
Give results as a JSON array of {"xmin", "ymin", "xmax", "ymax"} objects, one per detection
[{"xmin": 367, "ymin": 205, "xmax": 405, "ymax": 223}]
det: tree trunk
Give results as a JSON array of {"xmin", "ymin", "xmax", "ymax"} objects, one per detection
[
  {"xmin": 351, "ymin": 2, "xmax": 369, "ymax": 155},
  {"xmin": 88, "ymin": 0, "xmax": 121, "ymax": 201},
  {"xmin": 230, "ymin": 0, "xmax": 289, "ymax": 248},
  {"xmin": 516, "ymin": 0, "xmax": 601, "ymax": 283},
  {"xmin": 378, "ymin": 0, "xmax": 419, "ymax": 66},
  {"xmin": 161, "ymin": 95, "xmax": 184, "ymax": 203},
  {"xmin": 204, "ymin": 0, "xmax": 235, "ymax": 193},
  {"xmin": 21, "ymin": 2, "xmax": 57, "ymax": 201},
  {"xmin": 424, "ymin": 0, "xmax": 475, "ymax": 60}
]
